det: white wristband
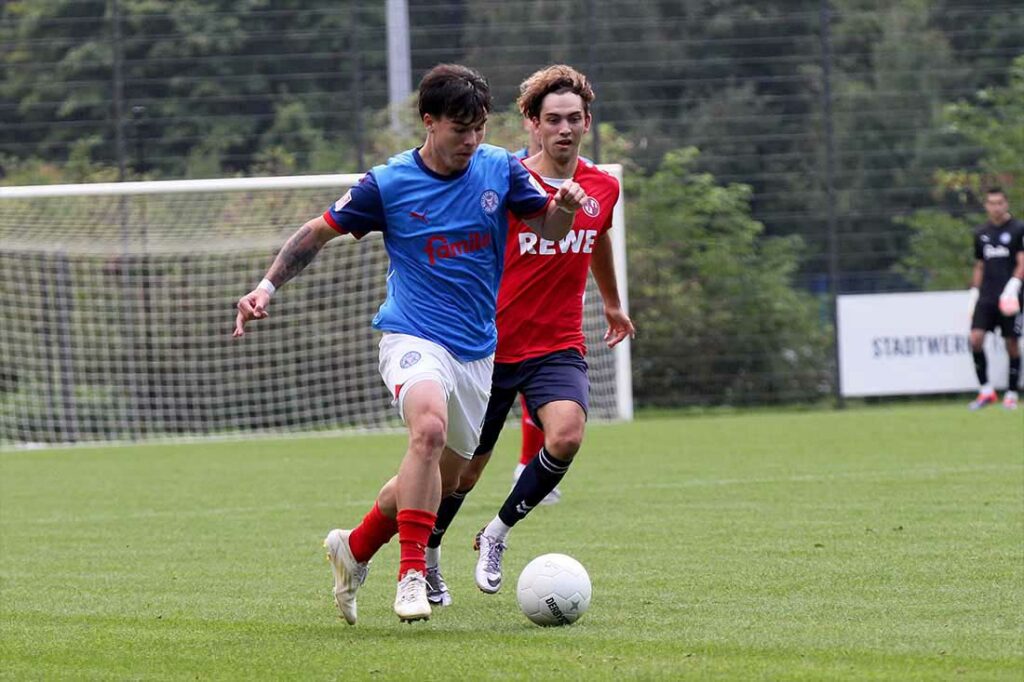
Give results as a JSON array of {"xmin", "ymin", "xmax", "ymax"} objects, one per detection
[
  {"xmin": 1002, "ymin": 277, "xmax": 1022, "ymax": 299},
  {"xmin": 257, "ymin": 278, "xmax": 276, "ymax": 297}
]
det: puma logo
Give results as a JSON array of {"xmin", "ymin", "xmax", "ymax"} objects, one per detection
[{"xmin": 409, "ymin": 210, "xmax": 429, "ymax": 224}]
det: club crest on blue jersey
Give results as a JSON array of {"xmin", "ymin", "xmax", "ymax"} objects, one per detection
[
  {"xmin": 480, "ymin": 189, "xmax": 500, "ymax": 215},
  {"xmin": 1000, "ymin": 232, "xmax": 1011, "ymax": 244},
  {"xmin": 400, "ymin": 351, "xmax": 421, "ymax": 369}
]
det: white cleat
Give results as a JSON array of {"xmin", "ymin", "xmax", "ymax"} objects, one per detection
[
  {"xmin": 473, "ymin": 530, "xmax": 507, "ymax": 594},
  {"xmin": 394, "ymin": 570, "xmax": 432, "ymax": 622},
  {"xmin": 425, "ymin": 565, "xmax": 452, "ymax": 606},
  {"xmin": 1004, "ymin": 391, "xmax": 1019, "ymax": 410},
  {"xmin": 539, "ymin": 486, "xmax": 562, "ymax": 506},
  {"xmin": 323, "ymin": 529, "xmax": 369, "ymax": 625}
]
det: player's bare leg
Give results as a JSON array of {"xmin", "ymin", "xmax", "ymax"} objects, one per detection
[
  {"xmin": 388, "ymin": 381, "xmax": 450, "ymax": 622},
  {"xmin": 969, "ymin": 329, "xmax": 998, "ymax": 410},
  {"xmin": 1003, "ymin": 336, "xmax": 1020, "ymax": 410},
  {"xmin": 423, "ymin": 447, "xmax": 473, "ymax": 606},
  {"xmin": 324, "ymin": 382, "xmax": 451, "ymax": 625},
  {"xmin": 513, "ymin": 406, "xmax": 559, "ymax": 504},
  {"xmin": 476, "ymin": 400, "xmax": 585, "ymax": 593}
]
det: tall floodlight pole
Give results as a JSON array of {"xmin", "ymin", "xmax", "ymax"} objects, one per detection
[
  {"xmin": 111, "ymin": 0, "xmax": 127, "ymax": 181},
  {"xmin": 820, "ymin": 0, "xmax": 843, "ymax": 409},
  {"xmin": 387, "ymin": 0, "xmax": 412, "ymax": 133},
  {"xmin": 586, "ymin": 0, "xmax": 601, "ymax": 163}
]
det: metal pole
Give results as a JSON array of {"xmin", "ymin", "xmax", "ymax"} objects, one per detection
[
  {"xmin": 351, "ymin": 4, "xmax": 365, "ymax": 169},
  {"xmin": 54, "ymin": 252, "xmax": 79, "ymax": 443},
  {"xmin": 586, "ymin": 0, "xmax": 601, "ymax": 163},
  {"xmin": 386, "ymin": 0, "xmax": 412, "ymax": 133},
  {"xmin": 112, "ymin": 0, "xmax": 141, "ymax": 436},
  {"xmin": 820, "ymin": 0, "xmax": 843, "ymax": 408},
  {"xmin": 132, "ymin": 105, "xmax": 146, "ymax": 175},
  {"xmin": 111, "ymin": 0, "xmax": 127, "ymax": 181}
]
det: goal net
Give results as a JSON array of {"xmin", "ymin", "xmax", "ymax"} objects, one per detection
[{"xmin": 0, "ymin": 170, "xmax": 631, "ymax": 448}]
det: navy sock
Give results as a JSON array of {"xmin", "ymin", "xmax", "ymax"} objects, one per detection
[
  {"xmin": 428, "ymin": 488, "xmax": 470, "ymax": 549},
  {"xmin": 1010, "ymin": 356, "xmax": 1021, "ymax": 391},
  {"xmin": 497, "ymin": 448, "xmax": 571, "ymax": 527},
  {"xmin": 973, "ymin": 350, "xmax": 988, "ymax": 385}
]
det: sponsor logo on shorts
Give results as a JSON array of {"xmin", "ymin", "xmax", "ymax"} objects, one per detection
[
  {"xmin": 400, "ymin": 351, "xmax": 421, "ymax": 369},
  {"xmin": 480, "ymin": 189, "xmax": 500, "ymax": 215}
]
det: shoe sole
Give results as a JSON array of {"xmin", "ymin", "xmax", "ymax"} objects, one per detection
[{"xmin": 398, "ymin": 613, "xmax": 430, "ymax": 623}]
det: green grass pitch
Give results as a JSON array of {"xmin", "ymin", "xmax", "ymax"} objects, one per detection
[{"xmin": 1, "ymin": 404, "xmax": 1021, "ymax": 680}]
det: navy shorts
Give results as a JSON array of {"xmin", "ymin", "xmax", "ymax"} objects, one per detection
[
  {"xmin": 474, "ymin": 349, "xmax": 589, "ymax": 457},
  {"xmin": 972, "ymin": 300, "xmax": 1022, "ymax": 338}
]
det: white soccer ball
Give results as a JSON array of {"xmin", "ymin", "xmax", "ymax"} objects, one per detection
[{"xmin": 516, "ymin": 553, "xmax": 592, "ymax": 626}]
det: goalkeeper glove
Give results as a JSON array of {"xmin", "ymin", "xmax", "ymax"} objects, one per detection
[{"xmin": 999, "ymin": 277, "xmax": 1022, "ymax": 316}]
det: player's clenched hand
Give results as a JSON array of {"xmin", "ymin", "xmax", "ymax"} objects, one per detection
[
  {"xmin": 553, "ymin": 179, "xmax": 586, "ymax": 214},
  {"xmin": 233, "ymin": 288, "xmax": 271, "ymax": 338},
  {"xmin": 603, "ymin": 305, "xmax": 636, "ymax": 348}
]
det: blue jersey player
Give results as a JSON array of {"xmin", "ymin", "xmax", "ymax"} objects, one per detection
[{"xmin": 234, "ymin": 64, "xmax": 587, "ymax": 624}]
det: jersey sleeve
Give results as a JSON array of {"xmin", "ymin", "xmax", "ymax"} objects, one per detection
[
  {"xmin": 974, "ymin": 231, "xmax": 983, "ymax": 261},
  {"xmin": 601, "ymin": 181, "xmax": 621, "ymax": 233},
  {"xmin": 506, "ymin": 154, "xmax": 550, "ymax": 219},
  {"xmin": 323, "ymin": 172, "xmax": 386, "ymax": 237}
]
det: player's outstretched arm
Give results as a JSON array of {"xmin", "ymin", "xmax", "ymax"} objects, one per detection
[
  {"xmin": 590, "ymin": 231, "xmax": 635, "ymax": 347},
  {"xmin": 233, "ymin": 215, "xmax": 340, "ymax": 337},
  {"xmin": 524, "ymin": 179, "xmax": 587, "ymax": 241},
  {"xmin": 968, "ymin": 260, "xmax": 983, "ymax": 321}
]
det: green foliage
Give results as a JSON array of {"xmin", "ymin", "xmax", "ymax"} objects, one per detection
[
  {"xmin": 628, "ymin": 148, "xmax": 830, "ymax": 405},
  {"xmin": 894, "ymin": 210, "xmax": 975, "ymax": 290},
  {"xmin": 940, "ymin": 55, "xmax": 1024, "ymax": 204},
  {"xmin": 0, "ymin": 0, "xmax": 383, "ymax": 178},
  {"xmin": 899, "ymin": 54, "xmax": 1024, "ymax": 287}
]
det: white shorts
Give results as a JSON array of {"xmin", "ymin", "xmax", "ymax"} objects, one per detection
[{"xmin": 378, "ymin": 333, "xmax": 494, "ymax": 459}]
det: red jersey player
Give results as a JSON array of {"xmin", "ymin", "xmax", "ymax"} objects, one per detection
[
  {"xmin": 513, "ymin": 122, "xmax": 562, "ymax": 506},
  {"xmin": 423, "ymin": 65, "xmax": 635, "ymax": 605}
]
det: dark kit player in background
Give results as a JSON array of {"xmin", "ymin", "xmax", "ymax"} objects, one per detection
[{"xmin": 967, "ymin": 187, "xmax": 1024, "ymax": 410}]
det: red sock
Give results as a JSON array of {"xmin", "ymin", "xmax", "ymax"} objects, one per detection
[
  {"xmin": 347, "ymin": 501, "xmax": 398, "ymax": 564},
  {"xmin": 396, "ymin": 508, "xmax": 436, "ymax": 579},
  {"xmin": 519, "ymin": 405, "xmax": 545, "ymax": 466}
]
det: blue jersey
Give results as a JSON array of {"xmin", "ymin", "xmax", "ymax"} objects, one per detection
[{"xmin": 323, "ymin": 144, "xmax": 549, "ymax": 361}]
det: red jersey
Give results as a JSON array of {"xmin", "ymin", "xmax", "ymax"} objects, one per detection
[{"xmin": 495, "ymin": 159, "xmax": 621, "ymax": 363}]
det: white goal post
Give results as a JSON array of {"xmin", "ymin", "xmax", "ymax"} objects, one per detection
[{"xmin": 0, "ymin": 167, "xmax": 631, "ymax": 447}]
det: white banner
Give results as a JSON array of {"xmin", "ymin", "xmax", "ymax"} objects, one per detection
[{"xmin": 837, "ymin": 291, "xmax": 1020, "ymax": 397}]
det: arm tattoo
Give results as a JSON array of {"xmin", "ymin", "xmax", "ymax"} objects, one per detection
[{"xmin": 266, "ymin": 223, "xmax": 326, "ymax": 287}]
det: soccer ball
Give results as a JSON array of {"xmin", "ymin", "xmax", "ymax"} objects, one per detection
[{"xmin": 516, "ymin": 553, "xmax": 592, "ymax": 626}]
